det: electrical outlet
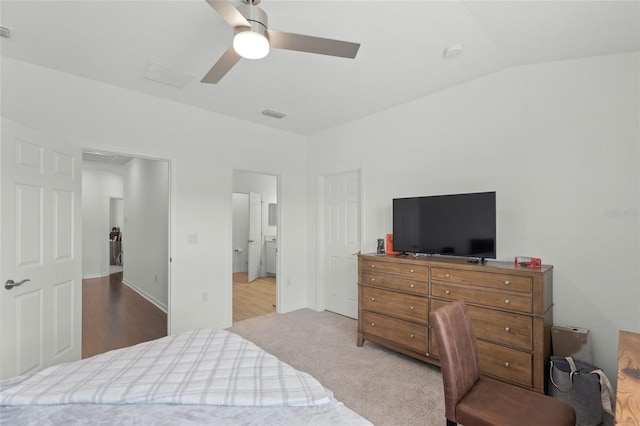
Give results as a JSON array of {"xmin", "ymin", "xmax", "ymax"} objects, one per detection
[{"xmin": 201, "ymin": 292, "xmax": 208, "ymax": 303}]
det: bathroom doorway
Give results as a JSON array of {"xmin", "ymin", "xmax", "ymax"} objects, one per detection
[{"xmin": 232, "ymin": 170, "xmax": 278, "ymax": 322}]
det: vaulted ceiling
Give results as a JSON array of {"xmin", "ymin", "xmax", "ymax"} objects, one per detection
[{"xmin": 1, "ymin": 1, "xmax": 638, "ymax": 135}]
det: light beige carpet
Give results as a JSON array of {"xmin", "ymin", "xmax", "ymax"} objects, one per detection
[{"xmin": 229, "ymin": 308, "xmax": 445, "ymax": 426}]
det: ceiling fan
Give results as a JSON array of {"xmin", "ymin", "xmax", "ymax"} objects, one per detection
[{"xmin": 201, "ymin": 0, "xmax": 361, "ymax": 84}]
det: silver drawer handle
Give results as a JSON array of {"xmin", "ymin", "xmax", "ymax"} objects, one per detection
[
  {"xmin": 409, "ymin": 284, "xmax": 415, "ymax": 288},
  {"xmin": 409, "ymin": 334, "xmax": 415, "ymax": 339},
  {"xmin": 370, "ymin": 297, "xmax": 376, "ymax": 301},
  {"xmin": 445, "ymin": 273, "xmax": 450, "ymax": 278},
  {"xmin": 504, "ymin": 280, "xmax": 510, "ymax": 286},
  {"xmin": 409, "ymin": 269, "xmax": 415, "ymax": 273},
  {"xmin": 5, "ymin": 279, "xmax": 30, "ymax": 290},
  {"xmin": 370, "ymin": 278, "xmax": 376, "ymax": 282},
  {"xmin": 504, "ymin": 299, "xmax": 510, "ymax": 304},
  {"xmin": 445, "ymin": 290, "xmax": 451, "ymax": 295},
  {"xmin": 409, "ymin": 306, "xmax": 414, "ymax": 310},
  {"xmin": 504, "ymin": 327, "xmax": 510, "ymax": 332},
  {"xmin": 371, "ymin": 264, "xmax": 376, "ymax": 268},
  {"xmin": 371, "ymin": 322, "xmax": 376, "ymax": 327},
  {"xmin": 504, "ymin": 362, "xmax": 510, "ymax": 368}
]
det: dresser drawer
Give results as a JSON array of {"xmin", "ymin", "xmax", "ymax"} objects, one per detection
[
  {"xmin": 430, "ymin": 334, "xmax": 532, "ymax": 387},
  {"xmin": 432, "ymin": 282, "xmax": 532, "ymax": 314},
  {"xmin": 477, "ymin": 340, "xmax": 533, "ymax": 388},
  {"xmin": 363, "ymin": 286, "xmax": 428, "ymax": 325},
  {"xmin": 431, "ymin": 299, "xmax": 533, "ymax": 350},
  {"xmin": 431, "ymin": 267, "xmax": 532, "ymax": 293},
  {"xmin": 360, "ymin": 259, "xmax": 428, "ymax": 281},
  {"xmin": 362, "ymin": 272, "xmax": 428, "ymax": 295},
  {"xmin": 362, "ymin": 311, "xmax": 428, "ymax": 353}
]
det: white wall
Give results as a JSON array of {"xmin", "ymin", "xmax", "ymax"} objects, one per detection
[
  {"xmin": 122, "ymin": 157, "xmax": 169, "ymax": 310},
  {"xmin": 306, "ymin": 52, "xmax": 640, "ymax": 383},
  {"xmin": 1, "ymin": 57, "xmax": 309, "ymax": 334},
  {"xmin": 81, "ymin": 163, "xmax": 124, "ymax": 278},
  {"xmin": 110, "ymin": 198, "xmax": 124, "ymax": 231}
]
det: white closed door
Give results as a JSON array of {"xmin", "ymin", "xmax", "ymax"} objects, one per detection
[
  {"xmin": 247, "ymin": 191, "xmax": 262, "ymax": 282},
  {"xmin": 324, "ymin": 170, "xmax": 360, "ymax": 319},
  {"xmin": 0, "ymin": 119, "xmax": 82, "ymax": 380}
]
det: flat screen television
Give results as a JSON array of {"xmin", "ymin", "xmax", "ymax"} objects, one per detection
[{"xmin": 392, "ymin": 191, "xmax": 496, "ymax": 260}]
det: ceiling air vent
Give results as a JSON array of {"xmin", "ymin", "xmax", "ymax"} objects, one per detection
[
  {"xmin": 0, "ymin": 26, "xmax": 12, "ymax": 39},
  {"xmin": 262, "ymin": 109, "xmax": 287, "ymax": 119}
]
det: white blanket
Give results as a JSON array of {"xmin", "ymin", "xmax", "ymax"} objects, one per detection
[{"xmin": 0, "ymin": 329, "xmax": 331, "ymax": 407}]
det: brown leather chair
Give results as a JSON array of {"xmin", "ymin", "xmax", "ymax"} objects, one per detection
[{"xmin": 429, "ymin": 300, "xmax": 576, "ymax": 426}]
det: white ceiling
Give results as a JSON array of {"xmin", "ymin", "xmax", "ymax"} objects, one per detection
[{"xmin": 1, "ymin": 1, "xmax": 638, "ymax": 136}]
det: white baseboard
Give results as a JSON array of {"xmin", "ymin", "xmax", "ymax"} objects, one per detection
[
  {"xmin": 279, "ymin": 302, "xmax": 306, "ymax": 314},
  {"xmin": 122, "ymin": 279, "xmax": 168, "ymax": 313},
  {"xmin": 82, "ymin": 272, "xmax": 110, "ymax": 279}
]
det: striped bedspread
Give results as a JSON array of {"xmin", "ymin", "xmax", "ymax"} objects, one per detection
[{"xmin": 0, "ymin": 329, "xmax": 331, "ymax": 407}]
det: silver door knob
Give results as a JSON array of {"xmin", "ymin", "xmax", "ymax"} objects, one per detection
[{"xmin": 5, "ymin": 279, "xmax": 30, "ymax": 290}]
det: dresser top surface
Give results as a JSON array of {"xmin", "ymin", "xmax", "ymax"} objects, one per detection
[{"xmin": 359, "ymin": 253, "xmax": 553, "ymax": 274}]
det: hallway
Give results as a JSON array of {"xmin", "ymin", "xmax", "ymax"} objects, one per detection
[
  {"xmin": 82, "ymin": 271, "xmax": 276, "ymax": 358},
  {"xmin": 82, "ymin": 272, "xmax": 167, "ymax": 358}
]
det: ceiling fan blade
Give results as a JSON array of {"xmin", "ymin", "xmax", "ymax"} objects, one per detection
[
  {"xmin": 267, "ymin": 30, "xmax": 360, "ymax": 59},
  {"xmin": 201, "ymin": 45, "xmax": 242, "ymax": 84},
  {"xmin": 205, "ymin": 0, "xmax": 250, "ymax": 28}
]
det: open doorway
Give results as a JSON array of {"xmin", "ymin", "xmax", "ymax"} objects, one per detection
[
  {"xmin": 81, "ymin": 152, "xmax": 170, "ymax": 357},
  {"xmin": 232, "ymin": 170, "xmax": 278, "ymax": 322},
  {"xmin": 109, "ymin": 197, "xmax": 124, "ymax": 274}
]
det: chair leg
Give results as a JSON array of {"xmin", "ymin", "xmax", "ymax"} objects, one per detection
[{"xmin": 446, "ymin": 420, "xmax": 457, "ymax": 426}]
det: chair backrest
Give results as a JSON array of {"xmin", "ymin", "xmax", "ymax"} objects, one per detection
[{"xmin": 429, "ymin": 300, "xmax": 481, "ymax": 421}]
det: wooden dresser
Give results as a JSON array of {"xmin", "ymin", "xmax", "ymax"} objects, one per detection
[{"xmin": 357, "ymin": 253, "xmax": 554, "ymax": 393}]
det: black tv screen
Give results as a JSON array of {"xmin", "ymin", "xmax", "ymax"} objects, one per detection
[{"xmin": 392, "ymin": 191, "xmax": 496, "ymax": 259}]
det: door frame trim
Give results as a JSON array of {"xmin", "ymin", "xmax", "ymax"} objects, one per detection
[{"xmin": 315, "ymin": 167, "xmax": 364, "ymax": 313}]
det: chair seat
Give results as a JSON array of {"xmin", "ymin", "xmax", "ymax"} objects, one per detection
[{"xmin": 456, "ymin": 376, "xmax": 576, "ymax": 426}]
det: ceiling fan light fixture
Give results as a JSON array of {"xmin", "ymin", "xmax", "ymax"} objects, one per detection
[{"xmin": 233, "ymin": 29, "xmax": 269, "ymax": 59}]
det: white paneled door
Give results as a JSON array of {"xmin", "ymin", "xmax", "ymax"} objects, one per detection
[
  {"xmin": 247, "ymin": 191, "xmax": 262, "ymax": 283},
  {"xmin": 324, "ymin": 170, "xmax": 360, "ymax": 319},
  {"xmin": 0, "ymin": 119, "xmax": 82, "ymax": 380}
]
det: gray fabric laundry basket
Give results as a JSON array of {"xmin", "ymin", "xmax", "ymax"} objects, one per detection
[{"xmin": 548, "ymin": 356, "xmax": 603, "ymax": 426}]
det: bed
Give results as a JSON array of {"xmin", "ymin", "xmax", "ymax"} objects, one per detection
[{"xmin": 0, "ymin": 329, "xmax": 371, "ymax": 425}]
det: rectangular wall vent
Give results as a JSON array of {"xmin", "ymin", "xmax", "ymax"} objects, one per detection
[
  {"xmin": 0, "ymin": 26, "xmax": 12, "ymax": 39},
  {"xmin": 262, "ymin": 109, "xmax": 287, "ymax": 119}
]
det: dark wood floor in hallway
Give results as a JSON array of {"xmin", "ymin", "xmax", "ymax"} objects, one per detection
[
  {"xmin": 82, "ymin": 272, "xmax": 167, "ymax": 359},
  {"xmin": 82, "ymin": 271, "xmax": 276, "ymax": 358}
]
